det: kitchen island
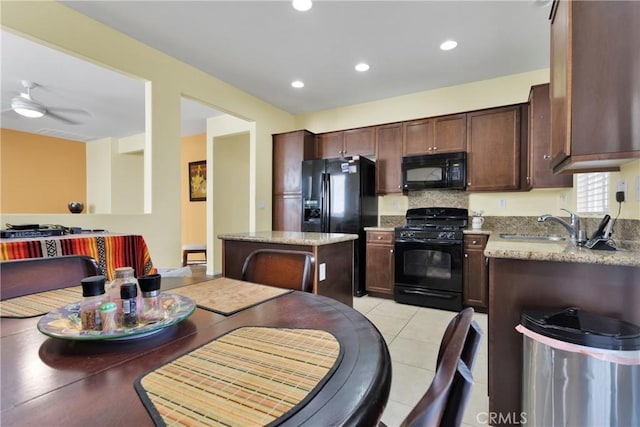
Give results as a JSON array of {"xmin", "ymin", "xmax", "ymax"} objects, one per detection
[
  {"xmin": 484, "ymin": 236, "xmax": 640, "ymax": 425},
  {"xmin": 218, "ymin": 231, "xmax": 358, "ymax": 307}
]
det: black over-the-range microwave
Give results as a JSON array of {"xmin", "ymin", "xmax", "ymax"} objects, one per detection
[{"xmin": 401, "ymin": 152, "xmax": 466, "ymax": 191}]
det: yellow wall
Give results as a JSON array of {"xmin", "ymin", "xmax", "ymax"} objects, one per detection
[
  {"xmin": 181, "ymin": 133, "xmax": 207, "ymax": 247},
  {"xmin": 213, "ymin": 133, "xmax": 250, "ymax": 273},
  {"xmin": 1, "ymin": 1, "xmax": 295, "ymax": 268},
  {"xmin": 0, "ymin": 129, "xmax": 86, "ymax": 213},
  {"xmin": 296, "ymin": 70, "xmax": 639, "ymax": 220}
]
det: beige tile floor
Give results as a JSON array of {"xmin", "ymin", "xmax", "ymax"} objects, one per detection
[{"xmin": 353, "ymin": 296, "xmax": 489, "ymax": 427}]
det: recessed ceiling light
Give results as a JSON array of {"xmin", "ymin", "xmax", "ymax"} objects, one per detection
[
  {"xmin": 291, "ymin": 80, "xmax": 304, "ymax": 88},
  {"xmin": 440, "ymin": 40, "xmax": 458, "ymax": 51},
  {"xmin": 440, "ymin": 40, "xmax": 458, "ymax": 50},
  {"xmin": 355, "ymin": 63, "xmax": 370, "ymax": 72},
  {"xmin": 292, "ymin": 0, "xmax": 312, "ymax": 12}
]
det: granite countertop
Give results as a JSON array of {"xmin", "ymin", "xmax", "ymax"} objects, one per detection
[
  {"xmin": 484, "ymin": 234, "xmax": 640, "ymax": 267},
  {"xmin": 364, "ymin": 227, "xmax": 395, "ymax": 232},
  {"xmin": 217, "ymin": 231, "xmax": 358, "ymax": 246}
]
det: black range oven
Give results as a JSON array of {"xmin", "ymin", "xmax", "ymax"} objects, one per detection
[{"xmin": 394, "ymin": 207, "xmax": 468, "ymax": 311}]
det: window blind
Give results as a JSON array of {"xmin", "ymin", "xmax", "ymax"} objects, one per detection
[{"xmin": 576, "ymin": 172, "xmax": 609, "ymax": 214}]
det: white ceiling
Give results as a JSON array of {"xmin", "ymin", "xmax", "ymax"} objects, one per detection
[{"xmin": 1, "ymin": 0, "xmax": 551, "ymax": 142}]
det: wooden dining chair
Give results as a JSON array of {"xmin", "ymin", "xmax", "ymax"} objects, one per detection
[
  {"xmin": 240, "ymin": 249, "xmax": 315, "ymax": 293},
  {"xmin": 0, "ymin": 255, "xmax": 102, "ymax": 300},
  {"xmin": 381, "ymin": 307, "xmax": 483, "ymax": 427}
]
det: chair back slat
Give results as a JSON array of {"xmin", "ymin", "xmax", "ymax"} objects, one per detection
[
  {"xmin": 399, "ymin": 307, "xmax": 483, "ymax": 427},
  {"xmin": 241, "ymin": 249, "xmax": 315, "ymax": 293}
]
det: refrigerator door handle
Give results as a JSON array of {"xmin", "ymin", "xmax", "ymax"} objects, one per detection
[
  {"xmin": 325, "ymin": 173, "xmax": 331, "ymax": 232},
  {"xmin": 320, "ymin": 173, "xmax": 327, "ymax": 231}
]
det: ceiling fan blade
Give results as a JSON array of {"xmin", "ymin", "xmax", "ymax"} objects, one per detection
[
  {"xmin": 47, "ymin": 106, "xmax": 91, "ymax": 116},
  {"xmin": 46, "ymin": 111, "xmax": 81, "ymax": 125}
]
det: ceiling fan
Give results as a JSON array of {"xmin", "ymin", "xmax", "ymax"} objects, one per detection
[{"xmin": 6, "ymin": 80, "xmax": 88, "ymax": 125}]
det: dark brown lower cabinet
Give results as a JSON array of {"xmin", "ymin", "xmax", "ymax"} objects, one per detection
[
  {"xmin": 365, "ymin": 231, "xmax": 394, "ymax": 298},
  {"xmin": 463, "ymin": 234, "xmax": 488, "ymax": 312}
]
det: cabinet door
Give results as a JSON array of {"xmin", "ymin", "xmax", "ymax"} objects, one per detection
[
  {"xmin": 529, "ymin": 84, "xmax": 573, "ymax": 189},
  {"xmin": 272, "ymin": 130, "xmax": 314, "ymax": 231},
  {"xmin": 315, "ymin": 131, "xmax": 344, "ymax": 159},
  {"xmin": 403, "ymin": 119, "xmax": 434, "ymax": 156},
  {"xmin": 273, "ymin": 195, "xmax": 302, "ymax": 231},
  {"xmin": 549, "ymin": 0, "xmax": 571, "ymax": 169},
  {"xmin": 463, "ymin": 235, "xmax": 488, "ymax": 311},
  {"xmin": 466, "ymin": 106, "xmax": 521, "ymax": 192},
  {"xmin": 273, "ymin": 130, "xmax": 314, "ymax": 195},
  {"xmin": 343, "ymin": 127, "xmax": 375, "ymax": 157},
  {"xmin": 375, "ymin": 123, "xmax": 403, "ymax": 194},
  {"xmin": 434, "ymin": 113, "xmax": 467, "ymax": 153},
  {"xmin": 366, "ymin": 232, "xmax": 394, "ymax": 297}
]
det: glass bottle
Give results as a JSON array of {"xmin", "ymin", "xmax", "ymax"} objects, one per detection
[
  {"xmin": 120, "ymin": 283, "xmax": 139, "ymax": 327},
  {"xmin": 138, "ymin": 274, "xmax": 164, "ymax": 322},
  {"xmin": 80, "ymin": 275, "xmax": 107, "ymax": 331},
  {"xmin": 108, "ymin": 267, "xmax": 141, "ymax": 317}
]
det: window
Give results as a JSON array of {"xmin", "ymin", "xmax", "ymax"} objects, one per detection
[{"xmin": 576, "ymin": 172, "xmax": 609, "ymax": 214}]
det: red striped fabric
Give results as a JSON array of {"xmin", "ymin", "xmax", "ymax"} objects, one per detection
[{"xmin": 0, "ymin": 235, "xmax": 156, "ymax": 280}]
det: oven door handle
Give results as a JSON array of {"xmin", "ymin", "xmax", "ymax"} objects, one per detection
[
  {"xmin": 399, "ymin": 289, "xmax": 458, "ymax": 299},
  {"xmin": 395, "ymin": 239, "xmax": 462, "ymax": 245}
]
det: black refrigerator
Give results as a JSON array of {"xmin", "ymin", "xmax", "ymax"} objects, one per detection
[{"xmin": 301, "ymin": 156, "xmax": 378, "ymax": 296}]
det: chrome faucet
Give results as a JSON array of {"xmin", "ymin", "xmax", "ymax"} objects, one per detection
[{"xmin": 538, "ymin": 208, "xmax": 582, "ymax": 243}]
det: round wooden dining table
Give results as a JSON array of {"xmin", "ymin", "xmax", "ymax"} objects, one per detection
[{"xmin": 0, "ymin": 282, "xmax": 391, "ymax": 426}]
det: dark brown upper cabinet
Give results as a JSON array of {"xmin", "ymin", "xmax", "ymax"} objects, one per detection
[
  {"xmin": 403, "ymin": 114, "xmax": 466, "ymax": 156},
  {"xmin": 549, "ymin": 0, "xmax": 640, "ymax": 173}
]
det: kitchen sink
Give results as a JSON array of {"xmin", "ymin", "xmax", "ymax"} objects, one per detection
[{"xmin": 499, "ymin": 233, "xmax": 566, "ymax": 242}]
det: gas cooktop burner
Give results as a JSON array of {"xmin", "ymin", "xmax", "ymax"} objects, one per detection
[{"xmin": 398, "ymin": 207, "xmax": 469, "ymax": 231}]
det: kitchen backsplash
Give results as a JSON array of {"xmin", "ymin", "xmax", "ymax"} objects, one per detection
[{"xmin": 381, "ymin": 189, "xmax": 638, "ymax": 244}]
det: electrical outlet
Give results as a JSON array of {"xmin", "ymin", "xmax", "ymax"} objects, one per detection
[
  {"xmin": 617, "ymin": 180, "xmax": 627, "ymax": 193},
  {"xmin": 499, "ymin": 199, "xmax": 507, "ymax": 209},
  {"xmin": 319, "ymin": 263, "xmax": 326, "ymax": 281}
]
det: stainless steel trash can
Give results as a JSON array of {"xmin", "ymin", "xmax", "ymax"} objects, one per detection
[{"xmin": 518, "ymin": 307, "xmax": 640, "ymax": 427}]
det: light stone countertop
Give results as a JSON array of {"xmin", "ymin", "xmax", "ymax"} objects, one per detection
[
  {"xmin": 364, "ymin": 227, "xmax": 395, "ymax": 232},
  {"xmin": 217, "ymin": 230, "xmax": 358, "ymax": 246},
  {"xmin": 484, "ymin": 234, "xmax": 640, "ymax": 267}
]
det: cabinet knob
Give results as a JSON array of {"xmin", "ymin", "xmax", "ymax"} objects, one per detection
[
  {"xmin": 464, "ymin": 253, "xmax": 468, "ymax": 258},
  {"xmin": 543, "ymin": 154, "xmax": 551, "ymax": 160},
  {"xmin": 433, "ymin": 146, "xmax": 437, "ymax": 151},
  {"xmin": 472, "ymin": 240, "xmax": 477, "ymax": 245},
  {"xmin": 390, "ymin": 249, "xmax": 394, "ymax": 253},
  {"xmin": 467, "ymin": 182, "xmax": 472, "ymax": 186},
  {"xmin": 377, "ymin": 236, "xmax": 382, "ymax": 240},
  {"xmin": 428, "ymin": 147, "xmax": 433, "ymax": 151}
]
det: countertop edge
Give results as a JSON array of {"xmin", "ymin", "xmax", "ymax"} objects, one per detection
[{"xmin": 218, "ymin": 231, "xmax": 358, "ymax": 246}]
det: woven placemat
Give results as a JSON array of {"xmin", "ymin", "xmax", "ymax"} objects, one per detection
[
  {"xmin": 0, "ymin": 286, "xmax": 83, "ymax": 318},
  {"xmin": 170, "ymin": 278, "xmax": 292, "ymax": 316},
  {"xmin": 135, "ymin": 327, "xmax": 342, "ymax": 426}
]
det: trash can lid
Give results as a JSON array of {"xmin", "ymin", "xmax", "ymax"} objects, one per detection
[{"xmin": 521, "ymin": 307, "xmax": 640, "ymax": 351}]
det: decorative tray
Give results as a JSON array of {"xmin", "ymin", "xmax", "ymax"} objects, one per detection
[{"xmin": 37, "ymin": 293, "xmax": 195, "ymax": 341}]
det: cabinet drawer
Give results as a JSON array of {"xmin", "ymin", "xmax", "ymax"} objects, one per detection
[
  {"xmin": 464, "ymin": 235, "xmax": 488, "ymax": 249},
  {"xmin": 367, "ymin": 231, "xmax": 394, "ymax": 244}
]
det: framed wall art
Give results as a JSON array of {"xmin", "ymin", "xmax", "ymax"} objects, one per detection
[{"xmin": 188, "ymin": 160, "xmax": 207, "ymax": 202}]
